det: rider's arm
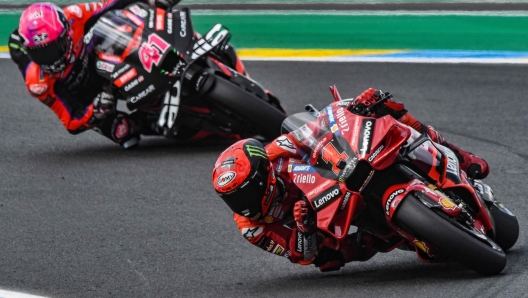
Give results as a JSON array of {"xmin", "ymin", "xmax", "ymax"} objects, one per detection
[
  {"xmin": 24, "ymin": 64, "xmax": 94, "ymax": 134},
  {"xmin": 8, "ymin": 29, "xmax": 31, "ymax": 78},
  {"xmin": 234, "ymin": 214, "xmax": 318, "ymax": 265}
]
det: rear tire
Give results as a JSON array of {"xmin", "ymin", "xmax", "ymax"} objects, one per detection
[
  {"xmin": 489, "ymin": 203, "xmax": 519, "ymax": 252},
  {"xmin": 203, "ymin": 75, "xmax": 287, "ymax": 140},
  {"xmin": 394, "ymin": 194, "xmax": 507, "ymax": 276}
]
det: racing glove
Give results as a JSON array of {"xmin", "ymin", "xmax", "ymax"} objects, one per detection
[
  {"xmin": 293, "ymin": 200, "xmax": 316, "ymax": 235},
  {"xmin": 148, "ymin": 0, "xmax": 180, "ymax": 8},
  {"xmin": 92, "ymin": 91, "xmax": 116, "ymax": 120},
  {"xmin": 352, "ymin": 88, "xmax": 407, "ymax": 119}
]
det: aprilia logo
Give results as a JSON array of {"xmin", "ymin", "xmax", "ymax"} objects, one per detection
[
  {"xmin": 312, "ymin": 184, "xmax": 342, "ymax": 211},
  {"xmin": 359, "ymin": 119, "xmax": 374, "ymax": 155}
]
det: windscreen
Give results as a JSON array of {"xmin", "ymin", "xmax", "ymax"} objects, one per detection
[{"xmin": 90, "ymin": 10, "xmax": 142, "ymax": 57}]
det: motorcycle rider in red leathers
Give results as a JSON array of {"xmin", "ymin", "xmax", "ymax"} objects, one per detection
[
  {"xmin": 9, "ymin": 0, "xmax": 248, "ymax": 148},
  {"xmin": 212, "ymin": 88, "xmax": 489, "ymax": 272}
]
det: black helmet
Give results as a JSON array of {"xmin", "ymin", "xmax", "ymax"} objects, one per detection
[{"xmin": 212, "ymin": 139, "xmax": 276, "ymax": 219}]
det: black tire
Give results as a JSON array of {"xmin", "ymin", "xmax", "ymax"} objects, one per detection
[
  {"xmin": 394, "ymin": 194, "xmax": 507, "ymax": 276},
  {"xmin": 203, "ymin": 75, "xmax": 287, "ymax": 140},
  {"xmin": 489, "ymin": 203, "xmax": 519, "ymax": 252}
]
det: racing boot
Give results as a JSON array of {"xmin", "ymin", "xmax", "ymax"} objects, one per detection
[{"xmin": 424, "ymin": 125, "xmax": 489, "ymax": 179}]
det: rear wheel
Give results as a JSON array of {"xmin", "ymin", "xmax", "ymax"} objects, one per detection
[
  {"xmin": 203, "ymin": 74, "xmax": 287, "ymax": 141},
  {"xmin": 489, "ymin": 203, "xmax": 519, "ymax": 252},
  {"xmin": 394, "ymin": 194, "xmax": 507, "ymax": 276}
]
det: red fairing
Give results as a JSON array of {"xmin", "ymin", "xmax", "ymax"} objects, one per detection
[
  {"xmin": 382, "ymin": 179, "xmax": 462, "ymax": 220},
  {"xmin": 317, "ymin": 105, "xmax": 412, "ymax": 170},
  {"xmin": 287, "ymin": 161, "xmax": 364, "ymax": 239}
]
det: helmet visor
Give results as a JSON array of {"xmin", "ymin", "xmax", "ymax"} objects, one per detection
[
  {"xmin": 26, "ymin": 34, "xmax": 71, "ymax": 73},
  {"xmin": 219, "ymin": 160, "xmax": 269, "ymax": 219}
]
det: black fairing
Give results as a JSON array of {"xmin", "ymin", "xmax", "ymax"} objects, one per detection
[{"xmin": 89, "ymin": 3, "xmax": 195, "ymax": 110}]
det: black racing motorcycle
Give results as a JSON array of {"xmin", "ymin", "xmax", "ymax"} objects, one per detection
[{"xmin": 86, "ymin": 2, "xmax": 286, "ymax": 141}]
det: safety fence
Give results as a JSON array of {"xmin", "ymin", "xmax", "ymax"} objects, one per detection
[{"xmin": 2, "ymin": 2, "xmax": 528, "ymax": 62}]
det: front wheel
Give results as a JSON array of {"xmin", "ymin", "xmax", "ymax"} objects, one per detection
[
  {"xmin": 394, "ymin": 194, "xmax": 507, "ymax": 276},
  {"xmin": 489, "ymin": 202, "xmax": 519, "ymax": 252}
]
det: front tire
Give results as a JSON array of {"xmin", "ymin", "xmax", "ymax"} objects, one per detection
[
  {"xmin": 394, "ymin": 194, "xmax": 507, "ymax": 276},
  {"xmin": 489, "ymin": 203, "xmax": 519, "ymax": 252}
]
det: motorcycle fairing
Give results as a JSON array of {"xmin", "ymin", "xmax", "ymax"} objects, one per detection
[
  {"xmin": 323, "ymin": 105, "xmax": 410, "ymax": 171},
  {"xmin": 383, "ymin": 179, "xmax": 461, "ymax": 220},
  {"xmin": 288, "ymin": 157, "xmax": 364, "ymax": 239},
  {"xmin": 404, "ymin": 136, "xmax": 494, "ymax": 233},
  {"xmin": 90, "ymin": 3, "xmax": 184, "ymax": 109}
]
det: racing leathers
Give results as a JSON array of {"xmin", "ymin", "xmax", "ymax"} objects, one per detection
[
  {"xmin": 232, "ymin": 88, "xmax": 490, "ymax": 272},
  {"xmin": 9, "ymin": 0, "xmax": 248, "ymax": 148}
]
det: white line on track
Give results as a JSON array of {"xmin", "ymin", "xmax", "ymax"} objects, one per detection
[{"xmin": 0, "ymin": 289, "xmax": 49, "ymax": 298}]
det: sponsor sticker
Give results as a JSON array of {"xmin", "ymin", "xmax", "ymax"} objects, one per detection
[
  {"xmin": 291, "ymin": 165, "xmax": 314, "ymax": 172},
  {"xmin": 32, "ymin": 33, "xmax": 48, "ymax": 44},
  {"xmin": 439, "ymin": 197, "xmax": 458, "ymax": 211},
  {"xmin": 326, "ymin": 106, "xmax": 339, "ymax": 135},
  {"xmin": 273, "ymin": 245, "xmax": 284, "ymax": 256},
  {"xmin": 265, "ymin": 240, "xmax": 276, "ymax": 252},
  {"xmin": 156, "ymin": 8, "xmax": 165, "ymax": 31},
  {"xmin": 29, "ymin": 83, "xmax": 48, "ymax": 95},
  {"xmin": 245, "ymin": 144, "xmax": 267, "ymax": 159},
  {"xmin": 358, "ymin": 119, "xmax": 374, "ymax": 155},
  {"xmin": 276, "ymin": 136, "xmax": 296, "ymax": 154},
  {"xmin": 275, "ymin": 158, "xmax": 284, "ymax": 173},
  {"xmin": 114, "ymin": 68, "xmax": 137, "ymax": 88},
  {"xmin": 368, "ymin": 144, "xmax": 384, "ymax": 162},
  {"xmin": 216, "ymin": 171, "xmax": 236, "ymax": 187},
  {"xmin": 167, "ymin": 12, "xmax": 173, "ymax": 34},
  {"xmin": 111, "ymin": 64, "xmax": 131, "ymax": 79},
  {"xmin": 295, "ymin": 232, "xmax": 303, "ymax": 253},
  {"xmin": 96, "ymin": 61, "xmax": 115, "ymax": 72},
  {"xmin": 312, "ymin": 184, "xmax": 342, "ymax": 211},
  {"xmin": 336, "ymin": 107, "xmax": 350, "ymax": 132},
  {"xmin": 340, "ymin": 191, "xmax": 352, "ymax": 210},
  {"xmin": 241, "ymin": 227, "xmax": 263, "ymax": 239},
  {"xmin": 293, "ymin": 173, "xmax": 316, "ymax": 184},
  {"xmin": 414, "ymin": 240, "xmax": 430, "ymax": 254},
  {"xmin": 385, "ymin": 188, "xmax": 405, "ymax": 215}
]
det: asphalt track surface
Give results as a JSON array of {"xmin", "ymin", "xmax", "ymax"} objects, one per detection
[{"xmin": 0, "ymin": 59, "xmax": 527, "ymax": 298}]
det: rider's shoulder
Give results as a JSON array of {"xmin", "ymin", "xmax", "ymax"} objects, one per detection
[{"xmin": 25, "ymin": 63, "xmax": 55, "ymax": 98}]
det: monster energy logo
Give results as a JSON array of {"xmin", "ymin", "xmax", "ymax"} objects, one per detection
[{"xmin": 246, "ymin": 145, "xmax": 267, "ymax": 159}]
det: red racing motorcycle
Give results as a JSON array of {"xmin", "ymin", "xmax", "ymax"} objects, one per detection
[{"xmin": 281, "ymin": 87, "xmax": 519, "ymax": 275}]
